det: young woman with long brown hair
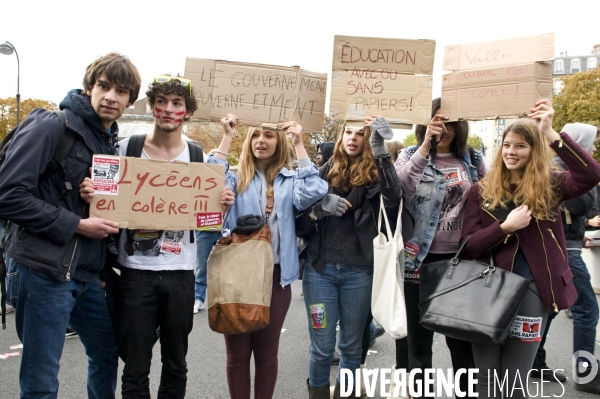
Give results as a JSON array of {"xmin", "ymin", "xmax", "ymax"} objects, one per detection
[
  {"xmin": 222, "ymin": 118, "xmax": 328, "ymax": 399},
  {"xmin": 296, "ymin": 116, "xmax": 403, "ymax": 398},
  {"xmin": 461, "ymin": 100, "xmax": 600, "ymax": 398}
]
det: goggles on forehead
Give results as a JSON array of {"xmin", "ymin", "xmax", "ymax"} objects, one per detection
[{"xmin": 153, "ymin": 75, "xmax": 192, "ymax": 95}]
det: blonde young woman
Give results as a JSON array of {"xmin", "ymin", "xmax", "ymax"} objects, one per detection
[
  {"xmin": 222, "ymin": 117, "xmax": 327, "ymax": 399},
  {"xmin": 461, "ymin": 100, "xmax": 600, "ymax": 398},
  {"xmin": 296, "ymin": 116, "xmax": 403, "ymax": 398}
]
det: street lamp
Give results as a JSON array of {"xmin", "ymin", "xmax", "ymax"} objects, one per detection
[{"xmin": 0, "ymin": 41, "xmax": 20, "ymax": 125}]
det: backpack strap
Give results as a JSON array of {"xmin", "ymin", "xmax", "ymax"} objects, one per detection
[
  {"xmin": 187, "ymin": 141, "xmax": 204, "ymax": 243},
  {"xmin": 39, "ymin": 110, "xmax": 72, "ymax": 181},
  {"xmin": 187, "ymin": 141, "xmax": 204, "ymax": 163},
  {"xmin": 127, "ymin": 134, "xmax": 147, "ymax": 158}
]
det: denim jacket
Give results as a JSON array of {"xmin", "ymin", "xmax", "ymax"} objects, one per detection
[
  {"xmin": 395, "ymin": 146, "xmax": 484, "ymax": 271},
  {"xmin": 224, "ymin": 158, "xmax": 328, "ymax": 287}
]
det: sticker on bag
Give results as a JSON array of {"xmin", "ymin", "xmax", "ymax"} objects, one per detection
[
  {"xmin": 309, "ymin": 303, "xmax": 327, "ymax": 329},
  {"xmin": 508, "ymin": 315, "xmax": 542, "ymax": 342}
]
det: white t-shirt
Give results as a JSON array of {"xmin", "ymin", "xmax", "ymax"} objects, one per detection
[{"xmin": 116, "ymin": 138, "xmax": 197, "ymax": 271}]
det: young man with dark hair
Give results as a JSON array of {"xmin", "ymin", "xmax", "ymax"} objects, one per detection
[
  {"xmin": 0, "ymin": 52, "xmax": 141, "ymax": 399},
  {"xmin": 86, "ymin": 75, "xmax": 235, "ymax": 399}
]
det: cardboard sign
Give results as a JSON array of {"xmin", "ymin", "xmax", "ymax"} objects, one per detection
[
  {"xmin": 443, "ymin": 33, "xmax": 555, "ymax": 71},
  {"xmin": 90, "ymin": 156, "xmax": 225, "ymax": 231},
  {"xmin": 184, "ymin": 58, "xmax": 326, "ymax": 133},
  {"xmin": 441, "ymin": 63, "xmax": 552, "ymax": 121},
  {"xmin": 329, "ymin": 35, "xmax": 435, "ymax": 127},
  {"xmin": 440, "ymin": 33, "xmax": 554, "ymax": 121}
]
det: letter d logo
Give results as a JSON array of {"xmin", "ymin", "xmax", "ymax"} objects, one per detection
[{"xmin": 573, "ymin": 350, "xmax": 598, "ymax": 384}]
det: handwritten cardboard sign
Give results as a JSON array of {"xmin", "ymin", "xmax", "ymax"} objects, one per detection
[
  {"xmin": 440, "ymin": 34, "xmax": 554, "ymax": 121},
  {"xmin": 441, "ymin": 63, "xmax": 553, "ymax": 121},
  {"xmin": 90, "ymin": 156, "xmax": 225, "ymax": 231},
  {"xmin": 184, "ymin": 58, "xmax": 327, "ymax": 133},
  {"xmin": 443, "ymin": 33, "xmax": 554, "ymax": 71},
  {"xmin": 329, "ymin": 35, "xmax": 435, "ymax": 127}
]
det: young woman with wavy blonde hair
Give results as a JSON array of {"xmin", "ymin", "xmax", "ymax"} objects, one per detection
[
  {"xmin": 222, "ymin": 118, "xmax": 328, "ymax": 399},
  {"xmin": 461, "ymin": 100, "xmax": 600, "ymax": 398}
]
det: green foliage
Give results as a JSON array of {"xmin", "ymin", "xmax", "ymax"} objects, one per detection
[
  {"xmin": 403, "ymin": 133, "xmax": 417, "ymax": 147},
  {"xmin": 0, "ymin": 97, "xmax": 58, "ymax": 141},
  {"xmin": 467, "ymin": 135, "xmax": 486, "ymax": 153},
  {"xmin": 553, "ymin": 68, "xmax": 600, "ymax": 131},
  {"xmin": 552, "ymin": 68, "xmax": 600, "ymax": 164}
]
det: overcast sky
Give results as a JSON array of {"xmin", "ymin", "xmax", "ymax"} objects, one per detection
[{"xmin": 0, "ymin": 0, "xmax": 596, "ymax": 109}]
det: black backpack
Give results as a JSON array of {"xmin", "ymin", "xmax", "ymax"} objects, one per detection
[{"xmin": 0, "ymin": 109, "xmax": 74, "ymax": 329}]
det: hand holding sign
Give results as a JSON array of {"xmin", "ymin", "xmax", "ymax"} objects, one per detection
[
  {"xmin": 282, "ymin": 121, "xmax": 303, "ymax": 147},
  {"xmin": 221, "ymin": 186, "xmax": 235, "ymax": 213},
  {"xmin": 79, "ymin": 177, "xmax": 95, "ymax": 204},
  {"xmin": 422, "ymin": 114, "xmax": 449, "ymax": 152},
  {"xmin": 528, "ymin": 99, "xmax": 560, "ymax": 142},
  {"xmin": 221, "ymin": 113, "xmax": 238, "ymax": 137}
]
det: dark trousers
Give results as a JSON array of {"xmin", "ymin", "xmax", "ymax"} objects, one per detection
[
  {"xmin": 119, "ymin": 268, "xmax": 195, "ymax": 399},
  {"xmin": 404, "ymin": 253, "xmax": 475, "ymax": 398},
  {"xmin": 224, "ymin": 265, "xmax": 292, "ymax": 399}
]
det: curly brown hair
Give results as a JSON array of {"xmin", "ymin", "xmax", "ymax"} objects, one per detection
[{"xmin": 146, "ymin": 76, "xmax": 198, "ymax": 120}]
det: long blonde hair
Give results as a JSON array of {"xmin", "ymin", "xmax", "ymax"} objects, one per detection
[
  {"xmin": 478, "ymin": 119, "xmax": 558, "ymax": 220},
  {"xmin": 236, "ymin": 127, "xmax": 292, "ymax": 197},
  {"xmin": 327, "ymin": 125, "xmax": 378, "ymax": 192}
]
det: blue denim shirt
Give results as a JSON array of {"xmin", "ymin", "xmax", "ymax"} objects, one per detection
[
  {"xmin": 224, "ymin": 159, "xmax": 328, "ymax": 286},
  {"xmin": 400, "ymin": 146, "xmax": 483, "ymax": 271}
]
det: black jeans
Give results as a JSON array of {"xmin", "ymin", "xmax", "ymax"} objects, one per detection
[
  {"xmin": 404, "ymin": 253, "xmax": 475, "ymax": 398},
  {"xmin": 119, "ymin": 268, "xmax": 195, "ymax": 399}
]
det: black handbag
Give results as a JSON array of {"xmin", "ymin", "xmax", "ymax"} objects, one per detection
[{"xmin": 419, "ymin": 236, "xmax": 530, "ymax": 345}]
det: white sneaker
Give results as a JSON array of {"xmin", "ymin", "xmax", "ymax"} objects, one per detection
[{"xmin": 193, "ymin": 300, "xmax": 205, "ymax": 313}]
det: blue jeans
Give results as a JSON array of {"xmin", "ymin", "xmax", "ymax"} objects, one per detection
[
  {"xmin": 568, "ymin": 249, "xmax": 600, "ymax": 359},
  {"xmin": 194, "ymin": 231, "xmax": 221, "ymax": 303},
  {"xmin": 302, "ymin": 259, "xmax": 373, "ymax": 390},
  {"xmin": 13, "ymin": 261, "xmax": 118, "ymax": 399}
]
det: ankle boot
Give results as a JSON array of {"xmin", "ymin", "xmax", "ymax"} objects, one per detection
[
  {"xmin": 331, "ymin": 381, "xmax": 340, "ymax": 399},
  {"xmin": 307, "ymin": 378, "xmax": 331, "ymax": 399},
  {"xmin": 575, "ymin": 361, "xmax": 600, "ymax": 394},
  {"xmin": 530, "ymin": 355, "xmax": 567, "ymax": 382}
]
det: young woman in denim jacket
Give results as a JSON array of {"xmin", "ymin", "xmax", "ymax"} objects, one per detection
[
  {"xmin": 297, "ymin": 116, "xmax": 403, "ymax": 398},
  {"xmin": 394, "ymin": 98, "xmax": 486, "ymax": 397},
  {"xmin": 221, "ymin": 117, "xmax": 328, "ymax": 399}
]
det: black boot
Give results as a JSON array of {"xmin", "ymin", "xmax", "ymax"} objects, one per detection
[
  {"xmin": 307, "ymin": 378, "xmax": 331, "ymax": 399},
  {"xmin": 530, "ymin": 355, "xmax": 567, "ymax": 382},
  {"xmin": 575, "ymin": 361, "xmax": 600, "ymax": 394}
]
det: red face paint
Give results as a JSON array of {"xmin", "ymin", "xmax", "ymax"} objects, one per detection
[
  {"xmin": 174, "ymin": 119, "xmax": 183, "ymax": 122},
  {"xmin": 175, "ymin": 111, "xmax": 185, "ymax": 116},
  {"xmin": 154, "ymin": 107, "xmax": 163, "ymax": 112}
]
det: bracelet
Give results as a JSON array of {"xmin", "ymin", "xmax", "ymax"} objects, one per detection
[
  {"xmin": 215, "ymin": 150, "xmax": 229, "ymax": 157},
  {"xmin": 418, "ymin": 146, "xmax": 429, "ymax": 156}
]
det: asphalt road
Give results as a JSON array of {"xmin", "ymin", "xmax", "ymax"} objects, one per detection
[{"xmin": 0, "ymin": 280, "xmax": 598, "ymax": 398}]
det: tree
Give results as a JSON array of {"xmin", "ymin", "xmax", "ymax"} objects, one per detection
[
  {"xmin": 553, "ymin": 68, "xmax": 600, "ymax": 131},
  {"xmin": 553, "ymin": 68, "xmax": 600, "ymax": 163},
  {"xmin": 187, "ymin": 122, "xmax": 246, "ymax": 166},
  {"xmin": 404, "ymin": 133, "xmax": 417, "ymax": 147},
  {"xmin": 467, "ymin": 135, "xmax": 486, "ymax": 154},
  {"xmin": 0, "ymin": 98, "xmax": 58, "ymax": 141}
]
